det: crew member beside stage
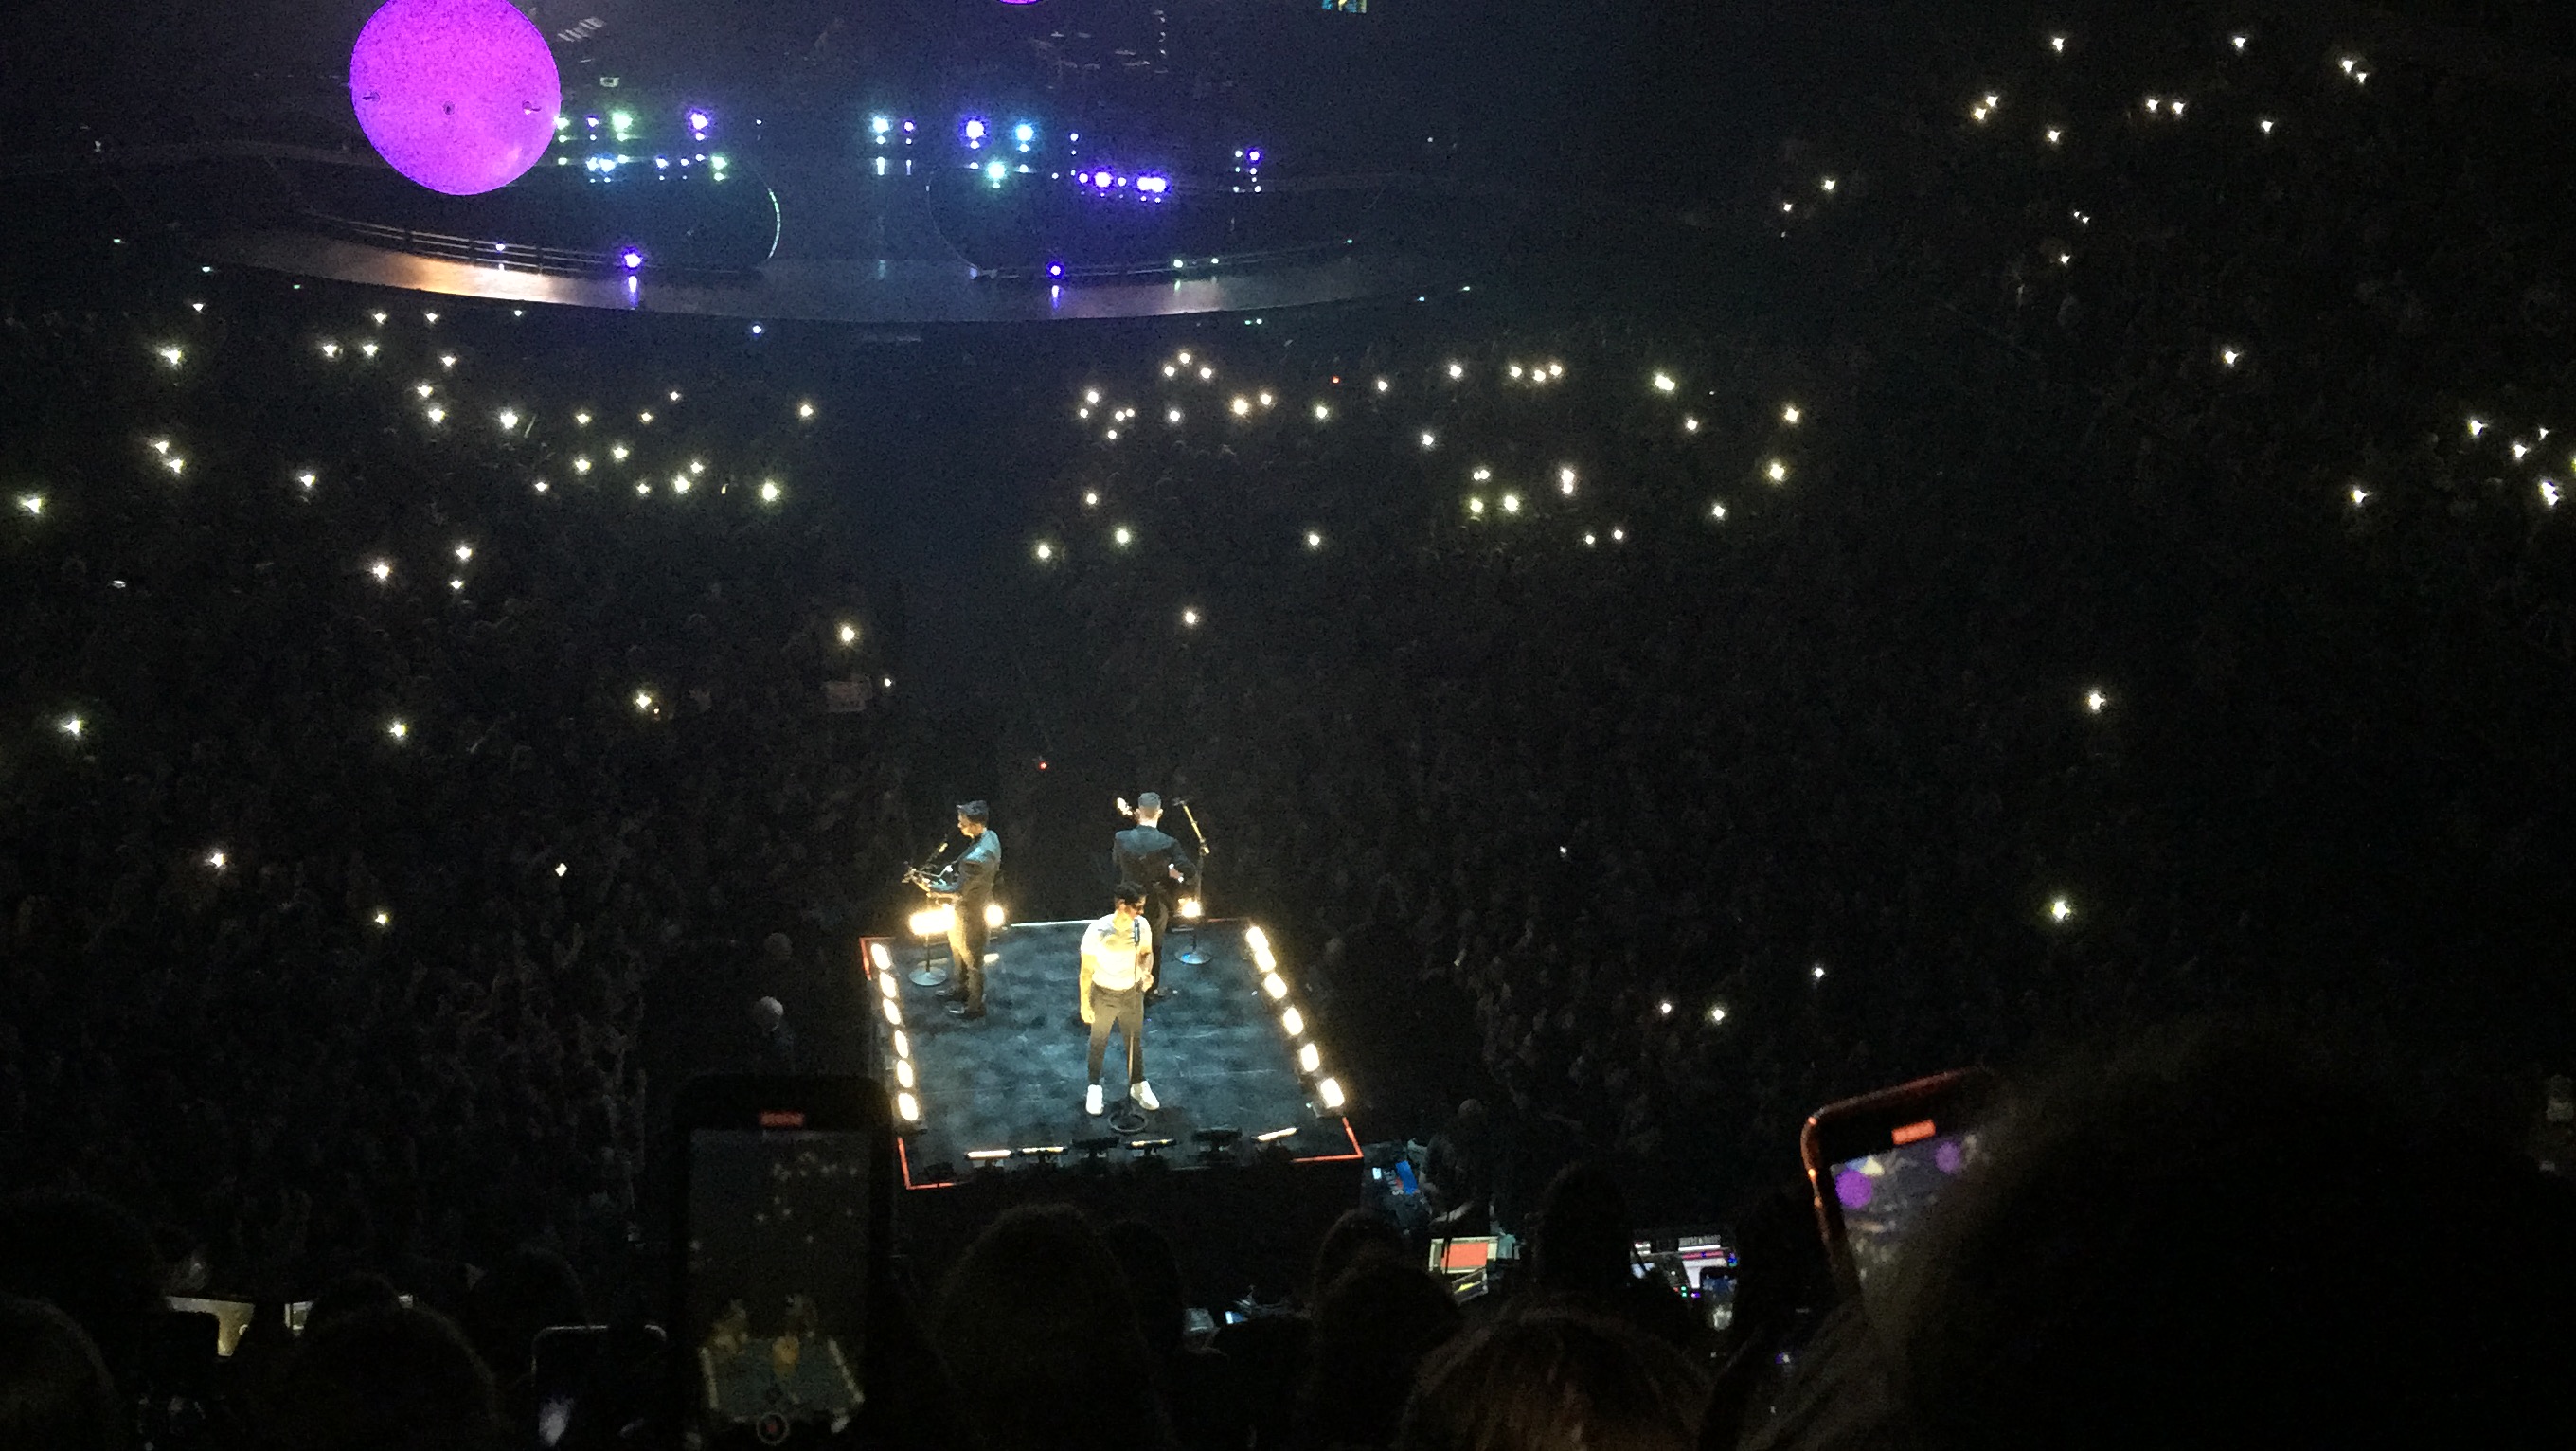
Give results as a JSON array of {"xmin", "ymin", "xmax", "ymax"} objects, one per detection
[
  {"xmin": 1082, "ymin": 883, "xmax": 1159, "ymax": 1117},
  {"xmin": 1115, "ymin": 793, "xmax": 1196, "ymax": 993},
  {"xmin": 921, "ymin": 800, "xmax": 1001, "ymax": 1020}
]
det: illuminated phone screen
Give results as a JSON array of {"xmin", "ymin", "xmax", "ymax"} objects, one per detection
[
  {"xmin": 1830, "ymin": 1124, "xmax": 1985, "ymax": 1306},
  {"xmin": 684, "ymin": 1127, "xmax": 870, "ymax": 1448}
]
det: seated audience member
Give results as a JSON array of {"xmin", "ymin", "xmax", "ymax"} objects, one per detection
[
  {"xmin": 1296, "ymin": 1251, "xmax": 1464, "ymax": 1451},
  {"xmin": 0, "ymin": 1192, "xmax": 165, "ymax": 1398},
  {"xmin": 1747, "ymin": 1027, "xmax": 2576, "ymax": 1451},
  {"xmin": 931, "ymin": 1205, "xmax": 1177, "ymax": 1451},
  {"xmin": 1311, "ymin": 1209, "xmax": 1413, "ymax": 1299},
  {"xmin": 1102, "ymin": 1220, "xmax": 1248, "ymax": 1451},
  {"xmin": 459, "ymin": 1244, "xmax": 588, "ymax": 1391},
  {"xmin": 262, "ymin": 1303, "xmax": 504, "ymax": 1451},
  {"xmin": 304, "ymin": 1270, "xmax": 402, "ymax": 1337},
  {"xmin": 0, "ymin": 1294, "xmax": 124, "ymax": 1451},
  {"xmin": 1214, "ymin": 1209, "xmax": 1414, "ymax": 1451},
  {"xmin": 1421, "ymin": 1100, "xmax": 1497, "ymax": 1236},
  {"xmin": 1698, "ymin": 1182, "xmax": 1834, "ymax": 1450},
  {"xmin": 1397, "ymin": 1309, "xmax": 1708, "ymax": 1451},
  {"xmin": 1522, "ymin": 1164, "xmax": 1702, "ymax": 1351}
]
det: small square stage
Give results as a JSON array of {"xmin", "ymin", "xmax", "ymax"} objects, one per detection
[{"xmin": 861, "ymin": 919, "xmax": 1358, "ymax": 1187}]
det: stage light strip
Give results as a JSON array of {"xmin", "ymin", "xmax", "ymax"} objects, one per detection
[
  {"xmin": 1245, "ymin": 922, "xmax": 1348, "ymax": 1120},
  {"xmin": 868, "ymin": 940, "xmax": 924, "ymax": 1129}
]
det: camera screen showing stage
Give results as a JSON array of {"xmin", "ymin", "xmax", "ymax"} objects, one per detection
[
  {"xmin": 1832, "ymin": 1127, "xmax": 1985, "ymax": 1304},
  {"xmin": 686, "ymin": 1128, "xmax": 870, "ymax": 1445}
]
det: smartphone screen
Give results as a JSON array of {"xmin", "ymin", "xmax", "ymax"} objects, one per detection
[
  {"xmin": 1805, "ymin": 1069, "xmax": 2000, "ymax": 1315},
  {"xmin": 683, "ymin": 1122, "xmax": 872, "ymax": 1448},
  {"xmin": 1828, "ymin": 1122, "xmax": 1986, "ymax": 1307}
]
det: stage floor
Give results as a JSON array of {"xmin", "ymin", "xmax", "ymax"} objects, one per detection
[
  {"xmin": 191, "ymin": 228, "xmax": 1449, "ymax": 325},
  {"xmin": 864, "ymin": 919, "xmax": 1357, "ymax": 1186}
]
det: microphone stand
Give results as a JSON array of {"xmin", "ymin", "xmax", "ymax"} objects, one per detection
[
  {"xmin": 903, "ymin": 838, "xmax": 959, "ymax": 989},
  {"xmin": 1175, "ymin": 799, "xmax": 1214, "ymax": 966}
]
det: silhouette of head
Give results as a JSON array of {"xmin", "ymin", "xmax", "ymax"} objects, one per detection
[{"xmin": 1398, "ymin": 1310, "xmax": 1707, "ymax": 1451}]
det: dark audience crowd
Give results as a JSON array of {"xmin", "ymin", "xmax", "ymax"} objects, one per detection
[
  {"xmin": 7, "ymin": 1030, "xmax": 2575, "ymax": 1448},
  {"xmin": 7, "ymin": 0, "xmax": 2576, "ymax": 1445}
]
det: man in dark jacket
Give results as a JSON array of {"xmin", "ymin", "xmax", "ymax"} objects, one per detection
[
  {"xmin": 1113, "ymin": 794, "xmax": 1195, "ymax": 994},
  {"xmin": 921, "ymin": 800, "xmax": 1000, "ymax": 1020}
]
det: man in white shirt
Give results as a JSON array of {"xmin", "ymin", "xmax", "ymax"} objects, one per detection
[{"xmin": 1082, "ymin": 883, "xmax": 1160, "ymax": 1117}]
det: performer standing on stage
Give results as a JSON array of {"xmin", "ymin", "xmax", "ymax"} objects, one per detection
[
  {"xmin": 918, "ymin": 800, "xmax": 1000, "ymax": 1021},
  {"xmin": 1081, "ymin": 884, "xmax": 1159, "ymax": 1117},
  {"xmin": 1114, "ymin": 793, "xmax": 1195, "ymax": 996}
]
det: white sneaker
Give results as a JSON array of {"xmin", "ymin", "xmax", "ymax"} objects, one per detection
[
  {"xmin": 1085, "ymin": 1084, "xmax": 1104, "ymax": 1117},
  {"xmin": 1134, "ymin": 1081, "xmax": 1160, "ymax": 1112}
]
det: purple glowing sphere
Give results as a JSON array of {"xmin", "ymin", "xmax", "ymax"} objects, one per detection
[
  {"xmin": 1834, "ymin": 1169, "xmax": 1874, "ymax": 1210},
  {"xmin": 349, "ymin": 0, "xmax": 561, "ymax": 196}
]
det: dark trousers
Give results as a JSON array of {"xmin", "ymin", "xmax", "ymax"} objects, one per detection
[
  {"xmin": 1144, "ymin": 891, "xmax": 1173, "ymax": 976},
  {"xmin": 1087, "ymin": 982, "xmax": 1145, "ymax": 1086},
  {"xmin": 947, "ymin": 909, "xmax": 991, "ymax": 1011}
]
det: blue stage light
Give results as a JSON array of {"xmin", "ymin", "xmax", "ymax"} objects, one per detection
[
  {"xmin": 687, "ymin": 109, "xmax": 709, "ymax": 131},
  {"xmin": 1047, "ymin": 260, "xmax": 1064, "ymax": 277},
  {"xmin": 1136, "ymin": 174, "xmax": 1169, "ymax": 194},
  {"xmin": 962, "ymin": 117, "xmax": 987, "ymax": 143},
  {"xmin": 620, "ymin": 247, "xmax": 644, "ymax": 269},
  {"xmin": 1013, "ymin": 122, "xmax": 1034, "ymax": 144}
]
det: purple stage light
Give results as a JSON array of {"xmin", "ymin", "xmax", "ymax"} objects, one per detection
[
  {"xmin": 1834, "ymin": 1169, "xmax": 1873, "ymax": 1209},
  {"xmin": 687, "ymin": 109, "xmax": 710, "ymax": 131},
  {"xmin": 1136, "ymin": 174, "xmax": 1169, "ymax": 194},
  {"xmin": 620, "ymin": 247, "xmax": 645, "ymax": 269},
  {"xmin": 1047, "ymin": 261, "xmax": 1064, "ymax": 277},
  {"xmin": 1247, "ymin": 149, "xmax": 1262, "ymax": 162},
  {"xmin": 962, "ymin": 117, "xmax": 987, "ymax": 143},
  {"xmin": 1094, "ymin": 170, "xmax": 1113, "ymax": 188},
  {"xmin": 349, "ymin": 0, "xmax": 561, "ymax": 196}
]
